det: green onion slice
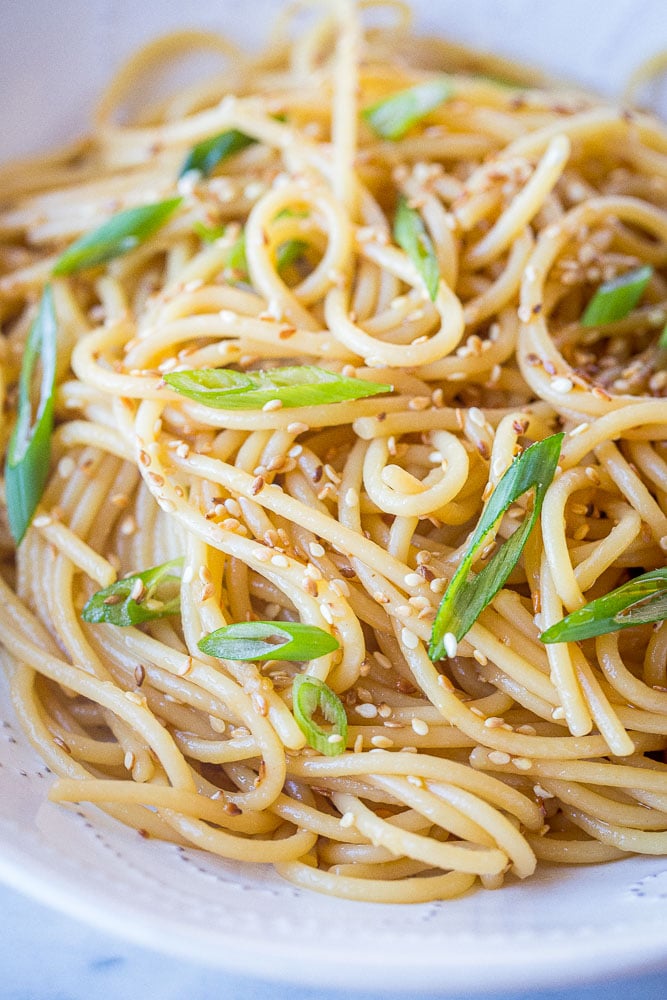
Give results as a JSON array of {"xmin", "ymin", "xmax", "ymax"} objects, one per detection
[
  {"xmin": 540, "ymin": 569, "xmax": 667, "ymax": 644},
  {"xmin": 581, "ymin": 265, "xmax": 653, "ymax": 327},
  {"xmin": 5, "ymin": 287, "xmax": 58, "ymax": 544},
  {"xmin": 362, "ymin": 78, "xmax": 452, "ymax": 140},
  {"xmin": 429, "ymin": 433, "xmax": 564, "ymax": 659},
  {"xmin": 179, "ymin": 129, "xmax": 256, "ymax": 180},
  {"xmin": 393, "ymin": 195, "xmax": 440, "ymax": 301},
  {"xmin": 163, "ymin": 364, "xmax": 392, "ymax": 410},
  {"xmin": 193, "ymin": 221, "xmax": 227, "ymax": 244},
  {"xmin": 276, "ymin": 238, "xmax": 309, "ymax": 273},
  {"xmin": 53, "ymin": 198, "xmax": 182, "ymax": 275},
  {"xmin": 292, "ymin": 674, "xmax": 348, "ymax": 755},
  {"xmin": 198, "ymin": 621, "xmax": 340, "ymax": 662},
  {"xmin": 81, "ymin": 558, "xmax": 183, "ymax": 627}
]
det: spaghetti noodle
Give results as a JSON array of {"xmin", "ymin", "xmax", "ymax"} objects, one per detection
[{"xmin": 0, "ymin": 0, "xmax": 666, "ymax": 903}]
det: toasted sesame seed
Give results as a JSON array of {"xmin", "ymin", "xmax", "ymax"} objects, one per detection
[
  {"xmin": 32, "ymin": 514, "xmax": 52, "ymax": 528},
  {"xmin": 209, "ymin": 715, "xmax": 226, "ymax": 733},
  {"xmin": 584, "ymin": 466, "xmax": 601, "ymax": 485},
  {"xmin": 551, "ymin": 376, "xmax": 574, "ymax": 394},
  {"xmin": 484, "ymin": 716, "xmax": 505, "ymax": 729},
  {"xmin": 270, "ymin": 554, "xmax": 289, "ymax": 568},
  {"xmin": 533, "ymin": 783, "xmax": 554, "ymax": 799},
  {"xmin": 411, "ymin": 717, "xmax": 429, "ymax": 736},
  {"xmin": 437, "ymin": 673, "xmax": 454, "ymax": 691},
  {"xmin": 287, "ymin": 421, "xmax": 310, "ymax": 434},
  {"xmin": 513, "ymin": 757, "xmax": 533, "ymax": 770},
  {"xmin": 327, "ymin": 733, "xmax": 344, "ymax": 745},
  {"xmin": 353, "ymin": 734, "xmax": 364, "ymax": 753},
  {"xmin": 488, "ymin": 750, "xmax": 511, "ymax": 765},
  {"xmin": 443, "ymin": 632, "xmax": 458, "ymax": 658},
  {"xmin": 356, "ymin": 702, "xmax": 378, "ymax": 719},
  {"xmin": 516, "ymin": 724, "xmax": 537, "ymax": 735},
  {"xmin": 371, "ymin": 735, "xmax": 394, "ymax": 748},
  {"xmin": 404, "ymin": 572, "xmax": 422, "ymax": 588},
  {"xmin": 130, "ymin": 579, "xmax": 146, "ymax": 602},
  {"xmin": 262, "ymin": 399, "xmax": 283, "ymax": 412},
  {"xmin": 374, "ymin": 652, "xmax": 393, "ymax": 670},
  {"xmin": 309, "ymin": 541, "xmax": 325, "ymax": 558},
  {"xmin": 401, "ymin": 627, "xmax": 419, "ymax": 650}
]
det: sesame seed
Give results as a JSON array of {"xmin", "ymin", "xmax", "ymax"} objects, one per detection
[
  {"xmin": 328, "ymin": 733, "xmax": 343, "ymax": 745},
  {"xmin": 591, "ymin": 385, "xmax": 612, "ymax": 401},
  {"xmin": 262, "ymin": 399, "xmax": 283, "ymax": 412},
  {"xmin": 512, "ymin": 757, "xmax": 532, "ymax": 770},
  {"xmin": 32, "ymin": 514, "xmax": 52, "ymax": 528},
  {"xmin": 309, "ymin": 542, "xmax": 325, "ymax": 558},
  {"xmin": 404, "ymin": 572, "xmax": 422, "ymax": 587},
  {"xmin": 287, "ymin": 421, "xmax": 310, "ymax": 434},
  {"xmin": 443, "ymin": 632, "xmax": 458, "ymax": 658},
  {"xmin": 584, "ymin": 467, "xmax": 601, "ymax": 485},
  {"xmin": 270, "ymin": 554, "xmax": 289, "ymax": 568},
  {"xmin": 516, "ymin": 724, "xmax": 537, "ymax": 735},
  {"xmin": 550, "ymin": 376, "xmax": 574, "ymax": 393},
  {"xmin": 321, "ymin": 604, "xmax": 334, "ymax": 624},
  {"xmin": 487, "ymin": 751, "xmax": 511, "ymax": 765},
  {"xmin": 472, "ymin": 649, "xmax": 488, "ymax": 666},
  {"xmin": 552, "ymin": 707, "xmax": 565, "ymax": 720},
  {"xmin": 371, "ymin": 735, "xmax": 394, "ymax": 748},
  {"xmin": 401, "ymin": 627, "xmax": 419, "ymax": 649},
  {"xmin": 250, "ymin": 476, "xmax": 265, "ymax": 496},
  {"xmin": 356, "ymin": 703, "xmax": 378, "ymax": 719},
  {"xmin": 124, "ymin": 751, "xmax": 136, "ymax": 770},
  {"xmin": 377, "ymin": 703, "xmax": 392, "ymax": 719},
  {"xmin": 406, "ymin": 775, "xmax": 425, "ymax": 787},
  {"xmin": 411, "ymin": 717, "xmax": 429, "ymax": 736},
  {"xmin": 252, "ymin": 693, "xmax": 269, "ymax": 716},
  {"xmin": 437, "ymin": 674, "xmax": 454, "ymax": 691},
  {"xmin": 484, "ymin": 716, "xmax": 505, "ymax": 729},
  {"xmin": 130, "ymin": 579, "xmax": 146, "ymax": 602},
  {"xmin": 517, "ymin": 304, "xmax": 533, "ymax": 323},
  {"xmin": 209, "ymin": 715, "xmax": 226, "ymax": 733},
  {"xmin": 353, "ymin": 734, "xmax": 364, "ymax": 753},
  {"xmin": 374, "ymin": 652, "xmax": 392, "ymax": 670},
  {"xmin": 533, "ymin": 784, "xmax": 554, "ymax": 799}
]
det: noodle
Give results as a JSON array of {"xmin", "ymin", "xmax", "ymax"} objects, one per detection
[{"xmin": 0, "ymin": 0, "xmax": 666, "ymax": 905}]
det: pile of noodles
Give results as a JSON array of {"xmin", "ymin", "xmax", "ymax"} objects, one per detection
[{"xmin": 0, "ymin": 0, "xmax": 666, "ymax": 903}]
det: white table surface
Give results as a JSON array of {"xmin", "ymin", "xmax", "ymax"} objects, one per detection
[{"xmin": 0, "ymin": 880, "xmax": 665, "ymax": 1000}]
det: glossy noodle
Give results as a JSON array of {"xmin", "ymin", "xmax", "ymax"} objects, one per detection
[{"xmin": 0, "ymin": 0, "xmax": 666, "ymax": 903}]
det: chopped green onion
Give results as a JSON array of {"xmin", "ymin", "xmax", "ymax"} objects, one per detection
[
  {"xmin": 362, "ymin": 78, "xmax": 452, "ymax": 140},
  {"xmin": 198, "ymin": 621, "xmax": 340, "ymax": 662},
  {"xmin": 292, "ymin": 674, "xmax": 348, "ymax": 755},
  {"xmin": 429, "ymin": 433, "xmax": 563, "ymax": 659},
  {"xmin": 276, "ymin": 238, "xmax": 309, "ymax": 273},
  {"xmin": 53, "ymin": 198, "xmax": 182, "ymax": 275},
  {"xmin": 540, "ymin": 569, "xmax": 667, "ymax": 644},
  {"xmin": 581, "ymin": 265, "xmax": 653, "ymax": 327},
  {"xmin": 658, "ymin": 323, "xmax": 667, "ymax": 350},
  {"xmin": 81, "ymin": 558, "xmax": 183, "ymax": 627},
  {"xmin": 163, "ymin": 364, "xmax": 392, "ymax": 410},
  {"xmin": 5, "ymin": 287, "xmax": 58, "ymax": 544},
  {"xmin": 179, "ymin": 129, "xmax": 256, "ymax": 180},
  {"xmin": 193, "ymin": 221, "xmax": 227, "ymax": 243},
  {"xmin": 393, "ymin": 195, "xmax": 440, "ymax": 301}
]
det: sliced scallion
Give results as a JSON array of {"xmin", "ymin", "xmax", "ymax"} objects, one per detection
[
  {"xmin": 81, "ymin": 558, "xmax": 183, "ymax": 626},
  {"xmin": 198, "ymin": 621, "xmax": 340, "ymax": 662},
  {"xmin": 393, "ymin": 195, "xmax": 440, "ymax": 301},
  {"xmin": 179, "ymin": 129, "xmax": 256, "ymax": 180},
  {"xmin": 429, "ymin": 433, "xmax": 563, "ymax": 659},
  {"xmin": 5, "ymin": 286, "xmax": 58, "ymax": 544},
  {"xmin": 52, "ymin": 198, "xmax": 182, "ymax": 275},
  {"xmin": 362, "ymin": 78, "xmax": 452, "ymax": 140},
  {"xmin": 163, "ymin": 364, "xmax": 392, "ymax": 410},
  {"xmin": 581, "ymin": 265, "xmax": 653, "ymax": 327},
  {"xmin": 540, "ymin": 569, "xmax": 667, "ymax": 643},
  {"xmin": 292, "ymin": 674, "xmax": 348, "ymax": 755}
]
